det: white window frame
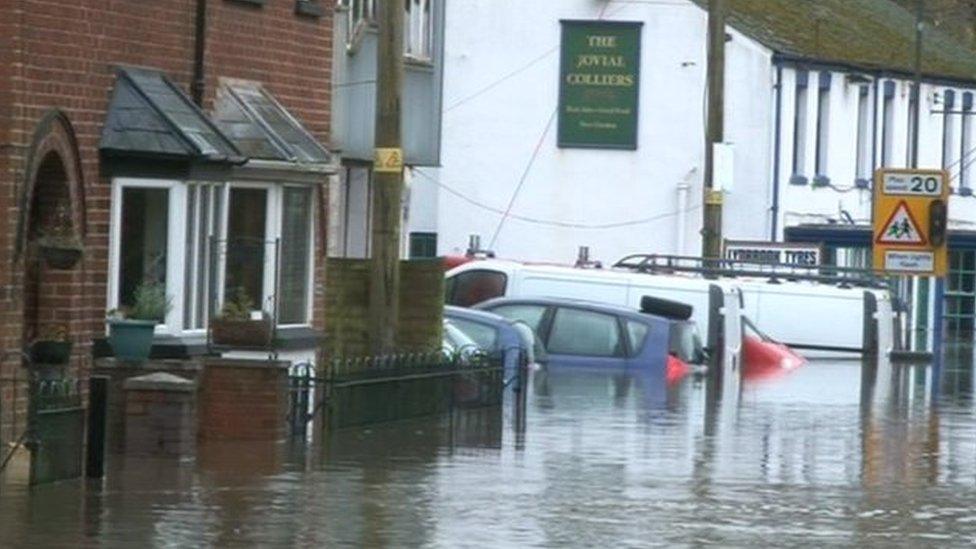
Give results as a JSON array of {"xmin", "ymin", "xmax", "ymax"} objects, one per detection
[
  {"xmin": 404, "ymin": 0, "xmax": 434, "ymax": 62},
  {"xmin": 792, "ymin": 79, "xmax": 809, "ymax": 177},
  {"xmin": 279, "ymin": 184, "xmax": 317, "ymax": 327},
  {"xmin": 108, "ymin": 178, "xmax": 186, "ymax": 336},
  {"xmin": 338, "ymin": 0, "xmax": 433, "ymax": 61},
  {"xmin": 109, "ymin": 178, "xmax": 318, "ymax": 337},
  {"xmin": 855, "ymin": 85, "xmax": 872, "ymax": 180}
]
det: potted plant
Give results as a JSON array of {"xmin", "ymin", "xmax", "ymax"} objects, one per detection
[
  {"xmin": 210, "ymin": 287, "xmax": 273, "ymax": 348},
  {"xmin": 107, "ymin": 282, "xmax": 171, "ymax": 362},
  {"xmin": 35, "ymin": 206, "xmax": 83, "ymax": 270},
  {"xmin": 29, "ymin": 323, "xmax": 72, "ymax": 365}
]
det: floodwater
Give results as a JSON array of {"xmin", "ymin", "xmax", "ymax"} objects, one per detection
[{"xmin": 4, "ymin": 350, "xmax": 976, "ymax": 547}]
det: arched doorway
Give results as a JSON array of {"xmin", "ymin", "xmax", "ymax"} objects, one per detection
[
  {"xmin": 2, "ymin": 111, "xmax": 87, "ymax": 484},
  {"xmin": 23, "ymin": 151, "xmax": 79, "ymax": 355}
]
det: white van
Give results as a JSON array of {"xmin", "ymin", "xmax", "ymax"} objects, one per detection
[{"xmin": 445, "ymin": 259, "xmax": 892, "ymax": 357}]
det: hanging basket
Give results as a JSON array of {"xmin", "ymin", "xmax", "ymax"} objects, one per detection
[
  {"xmin": 38, "ymin": 244, "xmax": 83, "ymax": 270},
  {"xmin": 29, "ymin": 340, "xmax": 73, "ymax": 365},
  {"xmin": 210, "ymin": 318, "xmax": 274, "ymax": 348}
]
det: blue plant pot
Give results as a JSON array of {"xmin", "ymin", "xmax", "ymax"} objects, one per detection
[{"xmin": 107, "ymin": 319, "xmax": 157, "ymax": 362}]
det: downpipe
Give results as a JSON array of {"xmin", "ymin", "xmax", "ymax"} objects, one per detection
[{"xmin": 676, "ymin": 180, "xmax": 692, "ymax": 255}]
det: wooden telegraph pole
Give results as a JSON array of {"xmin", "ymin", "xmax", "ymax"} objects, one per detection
[
  {"xmin": 702, "ymin": 0, "xmax": 725, "ymax": 258},
  {"xmin": 369, "ymin": 0, "xmax": 405, "ymax": 354}
]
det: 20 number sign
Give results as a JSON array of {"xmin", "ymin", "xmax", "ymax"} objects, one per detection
[{"xmin": 883, "ymin": 173, "xmax": 943, "ymax": 196}]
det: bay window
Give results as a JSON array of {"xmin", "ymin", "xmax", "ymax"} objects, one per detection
[{"xmin": 109, "ymin": 178, "xmax": 317, "ymax": 336}]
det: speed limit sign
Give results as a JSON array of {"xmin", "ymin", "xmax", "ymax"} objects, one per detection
[{"xmin": 873, "ymin": 169, "xmax": 949, "ymax": 276}]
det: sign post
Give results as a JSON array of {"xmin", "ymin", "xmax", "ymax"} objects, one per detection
[{"xmin": 872, "ymin": 168, "xmax": 949, "ymax": 366}]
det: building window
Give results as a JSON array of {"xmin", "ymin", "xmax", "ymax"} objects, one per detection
[
  {"xmin": 855, "ymin": 85, "xmax": 871, "ymax": 181},
  {"xmin": 943, "ymin": 90, "xmax": 957, "ymax": 170},
  {"xmin": 792, "ymin": 71, "xmax": 809, "ymax": 178},
  {"xmin": 882, "ymin": 81, "xmax": 895, "ymax": 167},
  {"xmin": 339, "ymin": 0, "xmax": 433, "ymax": 59},
  {"xmin": 814, "ymin": 72, "xmax": 831, "ymax": 177},
  {"xmin": 225, "ymin": 188, "xmax": 270, "ymax": 315},
  {"xmin": 961, "ymin": 92, "xmax": 973, "ymax": 189},
  {"xmin": 183, "ymin": 183, "xmax": 224, "ymax": 331},
  {"xmin": 946, "ymin": 250, "xmax": 976, "ymax": 339},
  {"xmin": 110, "ymin": 179, "xmax": 317, "ymax": 335},
  {"xmin": 332, "ymin": 165, "xmax": 373, "ymax": 258},
  {"xmin": 118, "ymin": 187, "xmax": 169, "ymax": 318},
  {"xmin": 906, "ymin": 85, "xmax": 917, "ymax": 165},
  {"xmin": 409, "ymin": 232, "xmax": 437, "ymax": 258},
  {"xmin": 279, "ymin": 187, "xmax": 314, "ymax": 324},
  {"xmin": 405, "ymin": 0, "xmax": 434, "ymax": 61}
]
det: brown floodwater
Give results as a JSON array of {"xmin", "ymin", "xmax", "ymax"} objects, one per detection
[{"xmin": 2, "ymin": 349, "xmax": 976, "ymax": 548}]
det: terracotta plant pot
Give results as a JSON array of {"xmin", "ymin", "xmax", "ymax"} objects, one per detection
[
  {"xmin": 38, "ymin": 245, "xmax": 83, "ymax": 270},
  {"xmin": 210, "ymin": 318, "xmax": 274, "ymax": 348}
]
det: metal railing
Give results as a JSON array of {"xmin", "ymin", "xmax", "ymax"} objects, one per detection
[
  {"xmin": 288, "ymin": 350, "xmax": 511, "ymax": 434},
  {"xmin": 613, "ymin": 253, "xmax": 889, "ymax": 288}
]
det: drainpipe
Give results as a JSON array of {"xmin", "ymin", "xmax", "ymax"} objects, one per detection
[
  {"xmin": 676, "ymin": 169, "xmax": 695, "ymax": 254},
  {"xmin": 770, "ymin": 65, "xmax": 783, "ymax": 241},
  {"xmin": 191, "ymin": 0, "xmax": 208, "ymax": 106},
  {"xmin": 871, "ymin": 77, "xmax": 879, "ymax": 178}
]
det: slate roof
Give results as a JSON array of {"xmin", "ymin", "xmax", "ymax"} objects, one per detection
[
  {"xmin": 100, "ymin": 67, "xmax": 244, "ymax": 163},
  {"xmin": 691, "ymin": 0, "xmax": 976, "ymax": 82},
  {"xmin": 213, "ymin": 81, "xmax": 333, "ymax": 164}
]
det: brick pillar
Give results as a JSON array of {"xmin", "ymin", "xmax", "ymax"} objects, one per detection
[
  {"xmin": 93, "ymin": 358, "xmax": 202, "ymax": 453},
  {"xmin": 198, "ymin": 358, "xmax": 290, "ymax": 442},
  {"xmin": 123, "ymin": 373, "xmax": 196, "ymax": 457}
]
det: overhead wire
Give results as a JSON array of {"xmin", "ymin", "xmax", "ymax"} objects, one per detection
[{"xmin": 412, "ymin": 168, "xmax": 703, "ymax": 230}]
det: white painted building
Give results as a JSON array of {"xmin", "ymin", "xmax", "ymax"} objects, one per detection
[
  {"xmin": 405, "ymin": 0, "xmax": 976, "ymax": 344},
  {"xmin": 408, "ymin": 0, "xmax": 976, "ymax": 257}
]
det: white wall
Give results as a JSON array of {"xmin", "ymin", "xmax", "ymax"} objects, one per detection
[
  {"xmin": 417, "ymin": 0, "xmax": 976, "ymax": 265},
  {"xmin": 775, "ymin": 70, "xmax": 976, "ymax": 234},
  {"xmin": 414, "ymin": 0, "xmax": 773, "ymax": 265}
]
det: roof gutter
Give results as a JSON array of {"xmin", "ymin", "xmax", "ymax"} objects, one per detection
[{"xmin": 771, "ymin": 52, "xmax": 976, "ymax": 89}]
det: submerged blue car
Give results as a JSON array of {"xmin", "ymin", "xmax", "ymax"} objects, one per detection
[
  {"xmin": 443, "ymin": 305, "xmax": 539, "ymax": 379},
  {"xmin": 473, "ymin": 296, "xmax": 700, "ymax": 384}
]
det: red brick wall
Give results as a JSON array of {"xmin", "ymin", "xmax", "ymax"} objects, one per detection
[
  {"xmin": 0, "ymin": 0, "xmax": 333, "ymax": 446},
  {"xmin": 197, "ymin": 358, "xmax": 289, "ymax": 441}
]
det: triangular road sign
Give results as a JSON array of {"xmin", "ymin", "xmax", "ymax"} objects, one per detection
[{"xmin": 876, "ymin": 200, "xmax": 927, "ymax": 246}]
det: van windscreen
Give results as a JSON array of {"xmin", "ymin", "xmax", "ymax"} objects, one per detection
[{"xmin": 447, "ymin": 270, "xmax": 508, "ymax": 306}]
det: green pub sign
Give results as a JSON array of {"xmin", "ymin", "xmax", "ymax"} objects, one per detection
[{"xmin": 558, "ymin": 20, "xmax": 642, "ymax": 150}]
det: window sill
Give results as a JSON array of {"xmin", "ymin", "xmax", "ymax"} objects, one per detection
[
  {"xmin": 295, "ymin": 0, "xmax": 323, "ymax": 18},
  {"xmin": 93, "ymin": 326, "xmax": 325, "ymax": 359},
  {"xmin": 405, "ymin": 55, "xmax": 435, "ymax": 69}
]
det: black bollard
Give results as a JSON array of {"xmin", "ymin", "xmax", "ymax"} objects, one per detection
[{"xmin": 86, "ymin": 376, "xmax": 108, "ymax": 479}]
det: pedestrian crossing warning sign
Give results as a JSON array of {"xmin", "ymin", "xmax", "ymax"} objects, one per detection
[
  {"xmin": 875, "ymin": 201, "xmax": 926, "ymax": 246},
  {"xmin": 873, "ymin": 168, "xmax": 949, "ymax": 276}
]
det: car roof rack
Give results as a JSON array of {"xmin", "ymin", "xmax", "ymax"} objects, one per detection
[{"xmin": 613, "ymin": 254, "xmax": 888, "ymax": 289}]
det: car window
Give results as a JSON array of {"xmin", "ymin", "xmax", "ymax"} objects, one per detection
[
  {"xmin": 447, "ymin": 270, "xmax": 507, "ymax": 306},
  {"xmin": 444, "ymin": 320, "xmax": 479, "ymax": 352},
  {"xmin": 625, "ymin": 320, "xmax": 649, "ymax": 356},
  {"xmin": 447, "ymin": 318, "xmax": 499, "ymax": 350},
  {"xmin": 547, "ymin": 308, "xmax": 623, "ymax": 357},
  {"xmin": 486, "ymin": 304, "xmax": 548, "ymax": 332}
]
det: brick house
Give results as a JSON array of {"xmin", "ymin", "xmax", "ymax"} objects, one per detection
[{"xmin": 0, "ymin": 0, "xmax": 335, "ymax": 447}]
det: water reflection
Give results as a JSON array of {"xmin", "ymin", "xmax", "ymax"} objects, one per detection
[{"xmin": 4, "ymin": 350, "xmax": 976, "ymax": 546}]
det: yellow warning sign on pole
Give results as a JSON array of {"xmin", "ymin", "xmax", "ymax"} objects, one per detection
[
  {"xmin": 872, "ymin": 169, "xmax": 949, "ymax": 276},
  {"xmin": 374, "ymin": 147, "xmax": 404, "ymax": 174}
]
